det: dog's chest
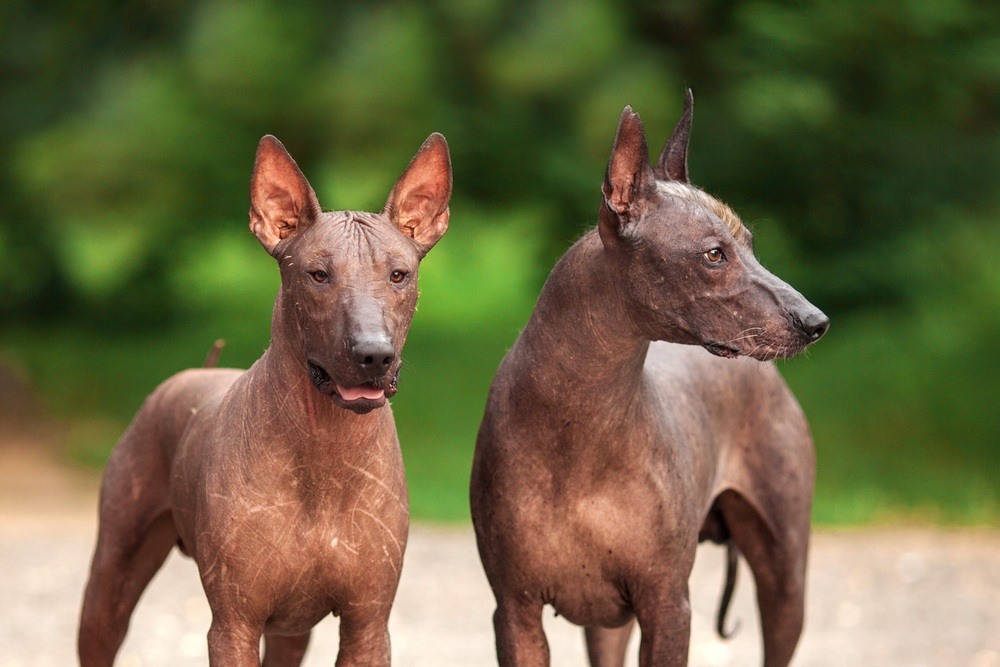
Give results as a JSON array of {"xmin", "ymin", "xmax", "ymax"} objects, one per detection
[
  {"xmin": 195, "ymin": 475, "xmax": 406, "ymax": 632},
  {"xmin": 513, "ymin": 491, "xmax": 661, "ymax": 626},
  {"xmin": 264, "ymin": 524, "xmax": 388, "ymax": 632},
  {"xmin": 497, "ymin": 475, "xmax": 673, "ymax": 613}
]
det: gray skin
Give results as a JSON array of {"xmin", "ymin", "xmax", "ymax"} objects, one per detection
[
  {"xmin": 470, "ymin": 94, "xmax": 829, "ymax": 667},
  {"xmin": 78, "ymin": 133, "xmax": 452, "ymax": 667}
]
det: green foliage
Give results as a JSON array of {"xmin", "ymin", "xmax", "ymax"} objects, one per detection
[{"xmin": 1, "ymin": 0, "xmax": 998, "ymax": 524}]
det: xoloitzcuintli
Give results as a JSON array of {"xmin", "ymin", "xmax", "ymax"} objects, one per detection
[
  {"xmin": 79, "ymin": 132, "xmax": 452, "ymax": 666},
  {"xmin": 471, "ymin": 92, "xmax": 828, "ymax": 667}
]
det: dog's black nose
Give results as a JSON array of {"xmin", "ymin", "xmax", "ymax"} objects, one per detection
[
  {"xmin": 800, "ymin": 311, "xmax": 830, "ymax": 342},
  {"xmin": 351, "ymin": 336, "xmax": 396, "ymax": 370}
]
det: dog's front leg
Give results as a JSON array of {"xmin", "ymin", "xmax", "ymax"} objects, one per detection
[
  {"xmin": 633, "ymin": 581, "xmax": 692, "ymax": 667},
  {"xmin": 207, "ymin": 615, "xmax": 263, "ymax": 667},
  {"xmin": 335, "ymin": 609, "xmax": 392, "ymax": 666},
  {"xmin": 493, "ymin": 597, "xmax": 549, "ymax": 667}
]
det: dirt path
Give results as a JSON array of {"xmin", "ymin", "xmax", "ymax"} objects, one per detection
[{"xmin": 1, "ymin": 441, "xmax": 998, "ymax": 666}]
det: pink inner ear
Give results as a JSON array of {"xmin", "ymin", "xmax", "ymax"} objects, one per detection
[
  {"xmin": 259, "ymin": 191, "xmax": 301, "ymax": 238},
  {"xmin": 605, "ymin": 109, "xmax": 651, "ymax": 214},
  {"xmin": 249, "ymin": 136, "xmax": 319, "ymax": 252},
  {"xmin": 384, "ymin": 134, "xmax": 452, "ymax": 252},
  {"xmin": 398, "ymin": 193, "xmax": 450, "ymax": 250},
  {"xmin": 400, "ymin": 187, "xmax": 445, "ymax": 222}
]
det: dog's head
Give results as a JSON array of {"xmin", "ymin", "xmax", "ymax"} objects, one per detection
[
  {"xmin": 598, "ymin": 92, "xmax": 827, "ymax": 360},
  {"xmin": 249, "ymin": 134, "xmax": 451, "ymax": 413}
]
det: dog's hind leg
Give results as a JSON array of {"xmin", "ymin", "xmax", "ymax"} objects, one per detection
[
  {"xmin": 78, "ymin": 419, "xmax": 178, "ymax": 667},
  {"xmin": 263, "ymin": 632, "xmax": 311, "ymax": 666},
  {"xmin": 78, "ymin": 505, "xmax": 177, "ymax": 666},
  {"xmin": 584, "ymin": 619, "xmax": 635, "ymax": 667},
  {"xmin": 715, "ymin": 487, "xmax": 809, "ymax": 667}
]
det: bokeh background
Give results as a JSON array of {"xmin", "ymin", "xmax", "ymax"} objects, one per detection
[{"xmin": 1, "ymin": 0, "xmax": 998, "ymax": 524}]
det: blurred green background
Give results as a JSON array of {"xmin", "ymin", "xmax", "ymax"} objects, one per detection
[{"xmin": 1, "ymin": 0, "xmax": 997, "ymax": 524}]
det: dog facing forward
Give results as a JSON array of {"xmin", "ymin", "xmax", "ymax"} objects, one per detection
[
  {"xmin": 79, "ymin": 133, "xmax": 451, "ymax": 666},
  {"xmin": 471, "ymin": 92, "xmax": 828, "ymax": 666}
]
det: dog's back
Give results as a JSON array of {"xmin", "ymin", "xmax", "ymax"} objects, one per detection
[{"xmin": 95, "ymin": 368, "xmax": 239, "ymax": 493}]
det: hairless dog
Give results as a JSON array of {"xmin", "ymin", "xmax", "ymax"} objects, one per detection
[
  {"xmin": 79, "ymin": 133, "xmax": 451, "ymax": 666},
  {"xmin": 471, "ymin": 92, "xmax": 828, "ymax": 667}
]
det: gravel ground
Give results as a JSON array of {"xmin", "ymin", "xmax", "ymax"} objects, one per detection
[{"xmin": 1, "ymin": 442, "xmax": 998, "ymax": 666}]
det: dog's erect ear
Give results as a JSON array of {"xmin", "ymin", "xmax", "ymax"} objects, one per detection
[
  {"xmin": 249, "ymin": 135, "xmax": 321, "ymax": 255},
  {"xmin": 384, "ymin": 133, "xmax": 452, "ymax": 256},
  {"xmin": 654, "ymin": 89, "xmax": 694, "ymax": 183},
  {"xmin": 599, "ymin": 106, "xmax": 656, "ymax": 247}
]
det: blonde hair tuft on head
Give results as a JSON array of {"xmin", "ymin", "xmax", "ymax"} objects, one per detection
[{"xmin": 655, "ymin": 181, "xmax": 748, "ymax": 243}]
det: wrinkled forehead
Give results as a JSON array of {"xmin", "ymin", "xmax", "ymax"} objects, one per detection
[
  {"xmin": 654, "ymin": 181, "xmax": 750, "ymax": 245},
  {"xmin": 282, "ymin": 211, "xmax": 419, "ymax": 267}
]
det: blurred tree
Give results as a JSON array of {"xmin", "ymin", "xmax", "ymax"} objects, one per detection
[{"xmin": 1, "ymin": 0, "xmax": 997, "ymax": 522}]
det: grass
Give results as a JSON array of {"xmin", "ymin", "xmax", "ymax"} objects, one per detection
[
  {"xmin": 0, "ymin": 314, "xmax": 522, "ymax": 523},
  {"xmin": 2, "ymin": 308, "xmax": 997, "ymax": 526},
  {"xmin": 784, "ymin": 312, "xmax": 1000, "ymax": 526}
]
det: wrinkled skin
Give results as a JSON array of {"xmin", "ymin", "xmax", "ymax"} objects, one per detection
[
  {"xmin": 471, "ymin": 96, "xmax": 828, "ymax": 667},
  {"xmin": 79, "ymin": 133, "xmax": 451, "ymax": 667}
]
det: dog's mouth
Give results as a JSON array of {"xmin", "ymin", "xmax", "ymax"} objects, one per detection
[
  {"xmin": 702, "ymin": 339, "xmax": 809, "ymax": 362},
  {"xmin": 702, "ymin": 342, "xmax": 741, "ymax": 359},
  {"xmin": 336, "ymin": 384, "xmax": 386, "ymax": 401},
  {"xmin": 307, "ymin": 361, "xmax": 397, "ymax": 414},
  {"xmin": 308, "ymin": 360, "xmax": 334, "ymax": 389}
]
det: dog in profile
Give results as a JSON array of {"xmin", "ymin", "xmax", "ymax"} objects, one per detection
[{"xmin": 471, "ymin": 92, "xmax": 827, "ymax": 666}]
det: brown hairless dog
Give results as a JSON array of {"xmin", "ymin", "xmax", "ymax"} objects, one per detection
[
  {"xmin": 471, "ymin": 92, "xmax": 828, "ymax": 667},
  {"xmin": 79, "ymin": 133, "xmax": 451, "ymax": 666}
]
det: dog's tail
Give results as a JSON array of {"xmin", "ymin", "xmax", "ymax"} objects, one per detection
[
  {"xmin": 716, "ymin": 540, "xmax": 741, "ymax": 639},
  {"xmin": 203, "ymin": 339, "xmax": 225, "ymax": 368}
]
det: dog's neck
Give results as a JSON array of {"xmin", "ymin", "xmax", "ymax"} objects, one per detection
[
  {"xmin": 514, "ymin": 230, "xmax": 650, "ymax": 415},
  {"xmin": 244, "ymin": 287, "xmax": 386, "ymax": 444}
]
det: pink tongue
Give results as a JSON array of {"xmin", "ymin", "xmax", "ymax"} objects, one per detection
[{"xmin": 337, "ymin": 385, "xmax": 385, "ymax": 401}]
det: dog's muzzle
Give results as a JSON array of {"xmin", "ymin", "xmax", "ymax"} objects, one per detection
[{"xmin": 307, "ymin": 360, "xmax": 398, "ymax": 414}]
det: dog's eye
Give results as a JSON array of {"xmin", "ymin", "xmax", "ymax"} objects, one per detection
[
  {"xmin": 704, "ymin": 248, "xmax": 726, "ymax": 264},
  {"xmin": 389, "ymin": 270, "xmax": 407, "ymax": 284},
  {"xmin": 310, "ymin": 270, "xmax": 329, "ymax": 283}
]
